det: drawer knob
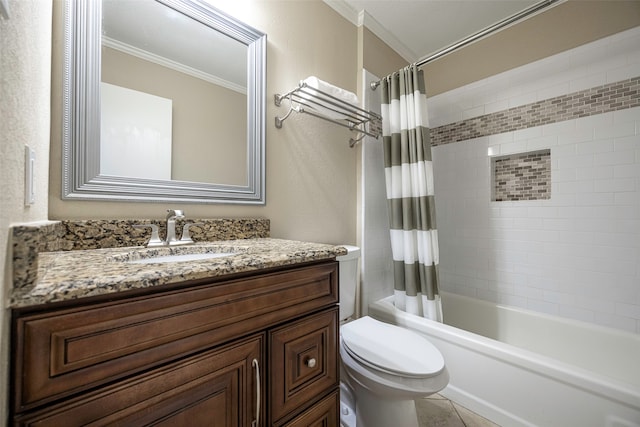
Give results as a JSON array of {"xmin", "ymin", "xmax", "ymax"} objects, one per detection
[{"xmin": 306, "ymin": 358, "xmax": 317, "ymax": 368}]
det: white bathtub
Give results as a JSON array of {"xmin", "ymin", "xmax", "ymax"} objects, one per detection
[{"xmin": 369, "ymin": 292, "xmax": 640, "ymax": 427}]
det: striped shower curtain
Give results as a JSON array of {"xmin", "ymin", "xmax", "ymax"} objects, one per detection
[{"xmin": 380, "ymin": 65, "xmax": 442, "ymax": 322}]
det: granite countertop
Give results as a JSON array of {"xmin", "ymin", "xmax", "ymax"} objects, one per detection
[{"xmin": 10, "ymin": 238, "xmax": 347, "ymax": 308}]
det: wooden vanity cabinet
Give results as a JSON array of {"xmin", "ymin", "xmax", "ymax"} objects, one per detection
[{"xmin": 11, "ymin": 261, "xmax": 340, "ymax": 427}]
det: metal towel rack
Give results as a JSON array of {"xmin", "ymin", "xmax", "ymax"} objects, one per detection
[{"xmin": 274, "ymin": 81, "xmax": 382, "ymax": 147}]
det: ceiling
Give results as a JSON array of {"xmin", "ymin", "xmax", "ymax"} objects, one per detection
[{"xmin": 324, "ymin": 0, "xmax": 547, "ymax": 63}]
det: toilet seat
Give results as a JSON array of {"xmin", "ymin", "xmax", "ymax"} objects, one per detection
[{"xmin": 341, "ymin": 316, "xmax": 445, "ymax": 378}]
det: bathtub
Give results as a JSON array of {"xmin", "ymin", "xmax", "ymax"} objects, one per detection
[{"xmin": 369, "ymin": 292, "xmax": 640, "ymax": 427}]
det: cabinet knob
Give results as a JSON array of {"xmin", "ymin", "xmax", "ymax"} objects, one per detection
[{"xmin": 306, "ymin": 358, "xmax": 317, "ymax": 368}]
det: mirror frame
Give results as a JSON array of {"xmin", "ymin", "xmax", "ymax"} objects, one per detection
[{"xmin": 62, "ymin": 0, "xmax": 266, "ymax": 204}]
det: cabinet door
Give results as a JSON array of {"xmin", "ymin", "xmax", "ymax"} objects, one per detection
[
  {"xmin": 279, "ymin": 391, "xmax": 339, "ymax": 427},
  {"xmin": 270, "ymin": 308, "xmax": 338, "ymax": 424},
  {"xmin": 14, "ymin": 335, "xmax": 264, "ymax": 427}
]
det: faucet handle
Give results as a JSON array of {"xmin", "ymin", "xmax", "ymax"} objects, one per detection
[
  {"xmin": 180, "ymin": 222, "xmax": 203, "ymax": 244},
  {"xmin": 133, "ymin": 224, "xmax": 166, "ymax": 247},
  {"xmin": 166, "ymin": 209, "xmax": 185, "ymax": 219}
]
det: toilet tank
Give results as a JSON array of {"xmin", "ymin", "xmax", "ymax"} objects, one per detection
[{"xmin": 337, "ymin": 245, "xmax": 361, "ymax": 321}]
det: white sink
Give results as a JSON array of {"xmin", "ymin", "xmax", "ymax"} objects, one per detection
[{"xmin": 127, "ymin": 252, "xmax": 236, "ymax": 264}]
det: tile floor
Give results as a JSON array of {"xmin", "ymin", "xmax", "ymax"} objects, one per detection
[{"xmin": 416, "ymin": 394, "xmax": 500, "ymax": 427}]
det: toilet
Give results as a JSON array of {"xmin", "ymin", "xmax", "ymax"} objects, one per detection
[{"xmin": 337, "ymin": 246, "xmax": 449, "ymax": 427}]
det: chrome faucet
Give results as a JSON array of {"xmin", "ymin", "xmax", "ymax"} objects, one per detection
[
  {"xmin": 165, "ymin": 209, "xmax": 185, "ymax": 245},
  {"xmin": 135, "ymin": 209, "xmax": 201, "ymax": 247}
]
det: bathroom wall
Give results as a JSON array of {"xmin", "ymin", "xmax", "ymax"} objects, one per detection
[
  {"xmin": 421, "ymin": 0, "xmax": 640, "ymax": 96},
  {"xmin": 429, "ymin": 27, "xmax": 640, "ymax": 334},
  {"xmin": 48, "ymin": 0, "xmax": 361, "ymax": 246},
  {"xmin": 0, "ymin": 0, "xmax": 53, "ymax": 421},
  {"xmin": 102, "ymin": 47, "xmax": 248, "ymax": 185}
]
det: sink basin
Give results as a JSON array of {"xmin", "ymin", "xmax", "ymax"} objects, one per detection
[{"xmin": 127, "ymin": 252, "xmax": 236, "ymax": 264}]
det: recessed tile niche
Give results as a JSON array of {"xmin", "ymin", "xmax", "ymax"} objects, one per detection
[{"xmin": 492, "ymin": 150, "xmax": 551, "ymax": 201}]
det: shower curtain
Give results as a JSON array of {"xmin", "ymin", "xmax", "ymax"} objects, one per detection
[{"xmin": 380, "ymin": 65, "xmax": 442, "ymax": 322}]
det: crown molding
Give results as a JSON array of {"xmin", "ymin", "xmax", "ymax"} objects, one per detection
[
  {"xmin": 102, "ymin": 37, "xmax": 247, "ymax": 94},
  {"xmin": 358, "ymin": 10, "xmax": 416, "ymax": 62},
  {"xmin": 323, "ymin": 0, "xmax": 415, "ymax": 63},
  {"xmin": 323, "ymin": 0, "xmax": 359, "ymax": 25}
]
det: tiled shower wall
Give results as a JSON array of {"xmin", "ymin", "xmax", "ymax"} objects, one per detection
[{"xmin": 428, "ymin": 27, "xmax": 640, "ymax": 333}]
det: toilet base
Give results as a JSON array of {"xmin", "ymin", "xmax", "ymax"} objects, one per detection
[
  {"xmin": 340, "ymin": 382, "xmax": 357, "ymax": 427},
  {"xmin": 351, "ymin": 381, "xmax": 420, "ymax": 427}
]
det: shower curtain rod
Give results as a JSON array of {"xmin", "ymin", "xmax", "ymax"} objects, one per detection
[{"xmin": 371, "ymin": 0, "xmax": 563, "ymax": 90}]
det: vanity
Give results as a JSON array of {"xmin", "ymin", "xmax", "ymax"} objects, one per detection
[{"xmin": 9, "ymin": 221, "xmax": 346, "ymax": 426}]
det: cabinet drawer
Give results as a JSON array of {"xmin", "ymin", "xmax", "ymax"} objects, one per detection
[
  {"xmin": 14, "ymin": 334, "xmax": 264, "ymax": 427},
  {"xmin": 270, "ymin": 308, "xmax": 338, "ymax": 423},
  {"xmin": 12, "ymin": 262, "xmax": 337, "ymax": 412},
  {"xmin": 278, "ymin": 391, "xmax": 339, "ymax": 427}
]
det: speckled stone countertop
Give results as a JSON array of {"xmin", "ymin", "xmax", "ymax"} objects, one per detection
[{"xmin": 9, "ymin": 238, "xmax": 347, "ymax": 308}]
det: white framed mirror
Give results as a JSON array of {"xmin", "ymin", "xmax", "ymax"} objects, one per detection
[{"xmin": 62, "ymin": 0, "xmax": 266, "ymax": 204}]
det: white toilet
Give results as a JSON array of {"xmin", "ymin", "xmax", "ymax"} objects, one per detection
[{"xmin": 337, "ymin": 246, "xmax": 449, "ymax": 427}]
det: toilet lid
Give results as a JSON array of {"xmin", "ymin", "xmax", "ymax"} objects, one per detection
[{"xmin": 341, "ymin": 316, "xmax": 445, "ymax": 378}]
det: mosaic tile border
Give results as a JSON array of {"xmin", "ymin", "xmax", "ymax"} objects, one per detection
[{"xmin": 431, "ymin": 76, "xmax": 640, "ymax": 146}]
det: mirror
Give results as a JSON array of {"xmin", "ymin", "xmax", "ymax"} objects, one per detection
[{"xmin": 62, "ymin": 0, "xmax": 266, "ymax": 204}]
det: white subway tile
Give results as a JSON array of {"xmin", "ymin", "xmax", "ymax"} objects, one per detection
[
  {"xmin": 593, "ymin": 178, "xmax": 636, "ymax": 193},
  {"xmin": 592, "ymin": 231, "xmax": 638, "ymax": 248},
  {"xmin": 542, "ymin": 218, "xmax": 575, "ymax": 231},
  {"xmin": 607, "ymin": 62, "xmax": 640, "ymax": 84},
  {"xmin": 553, "ymin": 168, "xmax": 576, "ymax": 182},
  {"xmin": 612, "ymin": 106, "xmax": 640, "ymax": 125},
  {"xmin": 575, "ymin": 112, "xmax": 613, "ymax": 131},
  {"xmin": 513, "ymin": 284, "xmax": 544, "ymax": 300},
  {"xmin": 576, "ymin": 139, "xmax": 614, "ymax": 155},
  {"xmin": 544, "ymin": 290, "xmax": 576, "ymax": 305},
  {"xmin": 569, "ymin": 72, "xmax": 607, "ymax": 92},
  {"xmin": 593, "ymin": 150, "xmax": 636, "ymax": 166},
  {"xmin": 574, "ymin": 192, "xmax": 615, "ymax": 206},
  {"xmin": 556, "ymin": 180, "xmax": 594, "ymax": 194},
  {"xmin": 552, "ymin": 144, "xmax": 577, "ymax": 159},
  {"xmin": 527, "ymin": 207, "xmax": 558, "ymax": 218},
  {"xmin": 594, "ymin": 120, "xmax": 637, "ymax": 140},
  {"xmin": 543, "ymin": 119, "xmax": 576, "ymax": 137},
  {"xmin": 614, "ymin": 192, "xmax": 640, "ymax": 205},
  {"xmin": 575, "ymin": 295, "xmax": 615, "ymax": 314},
  {"xmin": 488, "ymin": 132, "xmax": 514, "ymax": 145},
  {"xmin": 514, "ymin": 126, "xmax": 542, "ymax": 142},
  {"xmin": 557, "ymin": 128, "xmax": 594, "ymax": 145},
  {"xmin": 484, "ymin": 99, "xmax": 510, "ymax": 115},
  {"xmin": 527, "ymin": 299, "xmax": 559, "ymax": 315},
  {"xmin": 557, "ymin": 153, "xmax": 594, "ymax": 169},
  {"xmin": 498, "ymin": 140, "xmax": 528, "ymax": 155},
  {"xmin": 613, "ymin": 135, "xmax": 640, "ymax": 152},
  {"xmin": 462, "ymin": 105, "xmax": 484, "ymax": 120},
  {"xmin": 575, "ymin": 165, "xmax": 613, "ymax": 181},
  {"xmin": 537, "ymin": 82, "xmax": 570, "ymax": 101},
  {"xmin": 527, "ymin": 135, "xmax": 558, "ymax": 151}
]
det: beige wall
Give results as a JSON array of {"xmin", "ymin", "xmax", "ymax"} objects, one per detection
[
  {"xmin": 102, "ymin": 47, "xmax": 247, "ymax": 185},
  {"xmin": 362, "ymin": 26, "xmax": 407, "ymax": 80},
  {"xmin": 423, "ymin": 0, "xmax": 640, "ymax": 96},
  {"xmin": 49, "ymin": 0, "xmax": 359, "ymax": 245},
  {"xmin": 0, "ymin": 0, "xmax": 52, "ymax": 421}
]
